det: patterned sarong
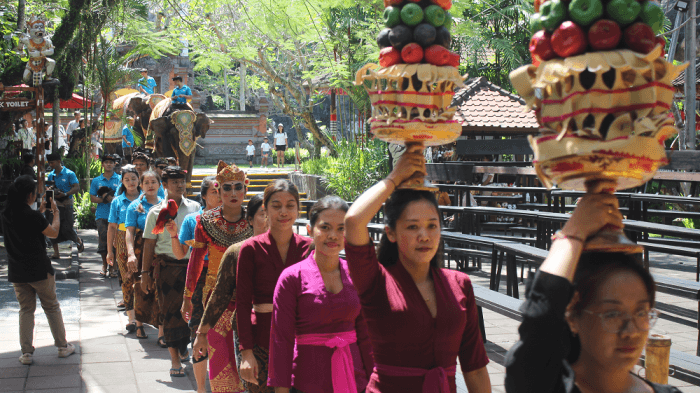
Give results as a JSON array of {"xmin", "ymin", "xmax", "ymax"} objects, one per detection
[
  {"xmin": 209, "ymin": 306, "xmax": 245, "ymax": 392},
  {"xmin": 244, "ymin": 345, "xmax": 274, "ymax": 393},
  {"xmin": 154, "ymin": 254, "xmax": 190, "ymax": 349},
  {"xmin": 114, "ymin": 230, "xmax": 135, "ymax": 311},
  {"xmin": 133, "ymin": 230, "xmax": 161, "ymax": 327}
]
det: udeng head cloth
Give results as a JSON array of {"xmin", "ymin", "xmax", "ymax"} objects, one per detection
[{"xmin": 215, "ymin": 160, "xmax": 248, "ymax": 188}]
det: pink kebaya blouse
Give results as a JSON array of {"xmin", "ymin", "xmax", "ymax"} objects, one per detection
[
  {"xmin": 268, "ymin": 252, "xmax": 373, "ymax": 392},
  {"xmin": 344, "ymin": 241, "xmax": 489, "ymax": 393}
]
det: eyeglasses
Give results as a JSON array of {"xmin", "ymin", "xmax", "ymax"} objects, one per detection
[
  {"xmin": 583, "ymin": 308, "xmax": 659, "ymax": 334},
  {"xmin": 222, "ymin": 183, "xmax": 244, "ymax": 192}
]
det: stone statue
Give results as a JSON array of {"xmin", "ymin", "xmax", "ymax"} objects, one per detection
[{"xmin": 20, "ymin": 16, "xmax": 58, "ymax": 87}]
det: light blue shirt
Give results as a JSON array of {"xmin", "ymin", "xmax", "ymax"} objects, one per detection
[
  {"xmin": 48, "ymin": 166, "xmax": 79, "ymax": 201},
  {"xmin": 138, "ymin": 76, "xmax": 157, "ymax": 95},
  {"xmin": 122, "ymin": 125, "xmax": 134, "ymax": 149},
  {"xmin": 178, "ymin": 208, "xmax": 208, "ymax": 261},
  {"xmin": 158, "ymin": 185, "xmax": 165, "ymax": 199},
  {"xmin": 108, "ymin": 193, "xmax": 138, "ymax": 227},
  {"xmin": 125, "ymin": 197, "xmax": 162, "ymax": 231},
  {"xmin": 90, "ymin": 173, "xmax": 122, "ymax": 220},
  {"xmin": 172, "ymin": 85, "xmax": 192, "ymax": 105}
]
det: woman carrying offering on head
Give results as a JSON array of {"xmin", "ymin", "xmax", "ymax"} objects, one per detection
[
  {"xmin": 125, "ymin": 171, "xmax": 164, "ymax": 342},
  {"xmin": 106, "ymin": 166, "xmax": 143, "ymax": 335},
  {"xmin": 181, "ymin": 162, "xmax": 254, "ymax": 393},
  {"xmin": 504, "ymin": 189, "xmax": 680, "ymax": 393},
  {"xmin": 344, "ymin": 144, "xmax": 492, "ymax": 393},
  {"xmin": 268, "ymin": 196, "xmax": 374, "ymax": 393},
  {"xmin": 237, "ymin": 180, "xmax": 313, "ymax": 393}
]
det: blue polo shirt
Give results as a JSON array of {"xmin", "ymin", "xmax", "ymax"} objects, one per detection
[
  {"xmin": 47, "ymin": 166, "xmax": 79, "ymax": 201},
  {"xmin": 172, "ymin": 85, "xmax": 192, "ymax": 105},
  {"xmin": 122, "ymin": 125, "xmax": 134, "ymax": 149},
  {"xmin": 138, "ymin": 76, "xmax": 157, "ymax": 95},
  {"xmin": 90, "ymin": 173, "xmax": 122, "ymax": 220},
  {"xmin": 108, "ymin": 193, "xmax": 139, "ymax": 231},
  {"xmin": 158, "ymin": 185, "xmax": 165, "ymax": 199},
  {"xmin": 125, "ymin": 197, "xmax": 162, "ymax": 231},
  {"xmin": 179, "ymin": 208, "xmax": 207, "ymax": 261}
]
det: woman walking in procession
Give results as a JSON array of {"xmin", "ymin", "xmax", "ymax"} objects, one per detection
[
  {"xmin": 237, "ymin": 180, "xmax": 313, "ymax": 392},
  {"xmin": 106, "ymin": 166, "xmax": 143, "ymax": 335},
  {"xmin": 140, "ymin": 166, "xmax": 201, "ymax": 377},
  {"xmin": 125, "ymin": 170, "xmax": 164, "ymax": 343},
  {"xmin": 504, "ymin": 189, "xmax": 681, "ymax": 393},
  {"xmin": 181, "ymin": 162, "xmax": 254, "ymax": 393},
  {"xmin": 268, "ymin": 196, "xmax": 374, "ymax": 393},
  {"xmin": 344, "ymin": 144, "xmax": 491, "ymax": 393},
  {"xmin": 175, "ymin": 175, "xmax": 221, "ymax": 392},
  {"xmin": 192, "ymin": 193, "xmax": 268, "ymax": 387}
]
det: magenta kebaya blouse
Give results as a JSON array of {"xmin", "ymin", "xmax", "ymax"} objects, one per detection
[
  {"xmin": 268, "ymin": 252, "xmax": 373, "ymax": 392},
  {"xmin": 236, "ymin": 232, "xmax": 313, "ymax": 351},
  {"xmin": 344, "ymin": 241, "xmax": 489, "ymax": 393}
]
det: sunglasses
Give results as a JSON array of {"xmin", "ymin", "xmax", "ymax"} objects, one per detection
[{"xmin": 222, "ymin": 183, "xmax": 245, "ymax": 192}]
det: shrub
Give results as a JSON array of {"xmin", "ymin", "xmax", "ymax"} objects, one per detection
[
  {"xmin": 75, "ymin": 191, "xmax": 97, "ymax": 229},
  {"xmin": 284, "ymin": 148, "xmax": 309, "ymax": 164},
  {"xmin": 64, "ymin": 155, "xmax": 102, "ymax": 179},
  {"xmin": 301, "ymin": 139, "xmax": 389, "ymax": 201}
]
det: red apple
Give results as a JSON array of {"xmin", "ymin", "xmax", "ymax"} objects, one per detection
[
  {"xmin": 430, "ymin": 0, "xmax": 452, "ymax": 10},
  {"xmin": 529, "ymin": 30, "xmax": 556, "ymax": 64},
  {"xmin": 383, "ymin": 0, "xmax": 403, "ymax": 6},
  {"xmin": 551, "ymin": 21, "xmax": 588, "ymax": 58},
  {"xmin": 624, "ymin": 22, "xmax": 656, "ymax": 54},
  {"xmin": 656, "ymin": 35, "xmax": 666, "ymax": 56},
  {"xmin": 401, "ymin": 43, "xmax": 424, "ymax": 64},
  {"xmin": 447, "ymin": 50, "xmax": 460, "ymax": 67},
  {"xmin": 424, "ymin": 44, "xmax": 450, "ymax": 65},
  {"xmin": 588, "ymin": 19, "xmax": 621, "ymax": 51},
  {"xmin": 380, "ymin": 47, "xmax": 402, "ymax": 67}
]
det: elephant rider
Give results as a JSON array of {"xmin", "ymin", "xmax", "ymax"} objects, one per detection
[
  {"xmin": 138, "ymin": 69, "xmax": 157, "ymax": 95},
  {"xmin": 170, "ymin": 76, "xmax": 192, "ymax": 112}
]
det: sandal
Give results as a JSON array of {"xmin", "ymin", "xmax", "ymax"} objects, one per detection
[
  {"xmin": 136, "ymin": 326, "xmax": 148, "ymax": 339},
  {"xmin": 117, "ymin": 301, "xmax": 126, "ymax": 310},
  {"xmin": 179, "ymin": 349, "xmax": 190, "ymax": 363},
  {"xmin": 99, "ymin": 270, "xmax": 107, "ymax": 278},
  {"xmin": 157, "ymin": 336, "xmax": 167, "ymax": 348},
  {"xmin": 51, "ymin": 254, "xmax": 61, "ymax": 260},
  {"xmin": 109, "ymin": 271, "xmax": 119, "ymax": 278},
  {"xmin": 169, "ymin": 367, "xmax": 185, "ymax": 377},
  {"xmin": 125, "ymin": 322, "xmax": 136, "ymax": 333},
  {"xmin": 76, "ymin": 238, "xmax": 85, "ymax": 253}
]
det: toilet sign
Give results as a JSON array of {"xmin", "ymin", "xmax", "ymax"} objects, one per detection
[{"xmin": 0, "ymin": 98, "xmax": 36, "ymax": 111}]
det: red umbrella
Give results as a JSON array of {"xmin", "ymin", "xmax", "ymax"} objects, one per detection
[{"xmin": 45, "ymin": 93, "xmax": 94, "ymax": 109}]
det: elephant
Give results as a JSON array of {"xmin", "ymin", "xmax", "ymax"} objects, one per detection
[
  {"xmin": 112, "ymin": 93, "xmax": 166, "ymax": 144},
  {"xmin": 149, "ymin": 111, "xmax": 213, "ymax": 185}
]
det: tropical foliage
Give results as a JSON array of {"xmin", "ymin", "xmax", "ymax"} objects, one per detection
[{"xmin": 74, "ymin": 191, "xmax": 97, "ymax": 229}]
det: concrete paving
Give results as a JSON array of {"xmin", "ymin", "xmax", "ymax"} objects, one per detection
[{"xmin": 1, "ymin": 228, "xmax": 700, "ymax": 392}]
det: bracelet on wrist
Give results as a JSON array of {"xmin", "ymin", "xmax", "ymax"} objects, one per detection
[
  {"xmin": 170, "ymin": 235, "xmax": 178, "ymax": 239},
  {"xmin": 140, "ymin": 270, "xmax": 152, "ymax": 276},
  {"xmin": 385, "ymin": 178, "xmax": 397, "ymax": 189},
  {"xmin": 551, "ymin": 230, "xmax": 585, "ymax": 244},
  {"xmin": 195, "ymin": 331, "xmax": 208, "ymax": 336}
]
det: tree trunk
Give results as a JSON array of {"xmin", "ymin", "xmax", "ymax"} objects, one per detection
[
  {"xmin": 17, "ymin": 0, "xmax": 25, "ymax": 32},
  {"xmin": 301, "ymin": 110, "xmax": 336, "ymax": 157}
]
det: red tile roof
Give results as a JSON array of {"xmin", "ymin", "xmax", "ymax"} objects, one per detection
[{"xmin": 452, "ymin": 77, "xmax": 539, "ymax": 132}]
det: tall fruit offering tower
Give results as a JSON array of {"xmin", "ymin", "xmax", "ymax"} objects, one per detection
[
  {"xmin": 355, "ymin": 0, "xmax": 465, "ymax": 188},
  {"xmin": 511, "ymin": 0, "xmax": 687, "ymax": 252}
]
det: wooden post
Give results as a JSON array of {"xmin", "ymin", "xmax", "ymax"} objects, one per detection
[{"xmin": 645, "ymin": 334, "xmax": 671, "ymax": 384}]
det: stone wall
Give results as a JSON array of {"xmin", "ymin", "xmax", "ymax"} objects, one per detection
[
  {"xmin": 195, "ymin": 111, "xmax": 268, "ymax": 165},
  {"xmin": 288, "ymin": 173, "xmax": 330, "ymax": 201}
]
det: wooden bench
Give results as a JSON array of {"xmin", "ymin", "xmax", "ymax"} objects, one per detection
[{"xmin": 641, "ymin": 242, "xmax": 700, "ymax": 281}]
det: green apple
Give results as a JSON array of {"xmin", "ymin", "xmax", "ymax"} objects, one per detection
[
  {"xmin": 606, "ymin": 0, "xmax": 641, "ymax": 26},
  {"xmin": 424, "ymin": 5, "xmax": 446, "ymax": 27},
  {"xmin": 640, "ymin": 1, "xmax": 664, "ymax": 34},
  {"xmin": 568, "ymin": 0, "xmax": 603, "ymax": 26},
  {"xmin": 539, "ymin": 0, "xmax": 567, "ymax": 31},
  {"xmin": 384, "ymin": 6, "xmax": 402, "ymax": 28},
  {"xmin": 443, "ymin": 11, "xmax": 453, "ymax": 31},
  {"xmin": 531, "ymin": 12, "xmax": 544, "ymax": 31},
  {"xmin": 401, "ymin": 3, "xmax": 424, "ymax": 27}
]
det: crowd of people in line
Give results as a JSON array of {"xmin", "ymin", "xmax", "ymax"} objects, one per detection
[{"xmin": 2, "ymin": 141, "xmax": 680, "ymax": 392}]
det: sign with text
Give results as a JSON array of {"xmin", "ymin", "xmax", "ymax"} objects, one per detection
[{"xmin": 0, "ymin": 98, "xmax": 36, "ymax": 111}]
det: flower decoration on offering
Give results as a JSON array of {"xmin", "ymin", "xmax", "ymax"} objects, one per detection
[
  {"xmin": 355, "ymin": 0, "xmax": 465, "ymax": 188},
  {"xmin": 511, "ymin": 0, "xmax": 688, "ymax": 253}
]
